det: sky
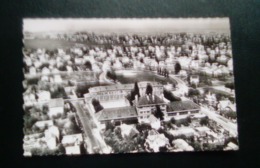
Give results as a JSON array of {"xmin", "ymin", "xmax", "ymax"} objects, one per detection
[{"xmin": 23, "ymin": 18, "xmax": 230, "ymax": 34}]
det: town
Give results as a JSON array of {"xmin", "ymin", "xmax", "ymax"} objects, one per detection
[{"xmin": 22, "ymin": 30, "xmax": 238, "ymax": 156}]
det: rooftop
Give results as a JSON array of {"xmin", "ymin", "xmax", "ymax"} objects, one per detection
[
  {"xmin": 167, "ymin": 100, "xmax": 200, "ymax": 112},
  {"xmin": 137, "ymin": 94, "xmax": 165, "ymax": 106},
  {"xmin": 62, "ymin": 133, "xmax": 83, "ymax": 145},
  {"xmin": 49, "ymin": 98, "xmax": 64, "ymax": 108},
  {"xmin": 89, "ymin": 81, "xmax": 163, "ymax": 93},
  {"xmin": 95, "ymin": 106, "xmax": 137, "ymax": 121}
]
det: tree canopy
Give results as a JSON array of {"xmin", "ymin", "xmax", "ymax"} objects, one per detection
[
  {"xmin": 91, "ymin": 98, "xmax": 104, "ymax": 113},
  {"xmin": 175, "ymin": 62, "xmax": 182, "ymax": 74},
  {"xmin": 106, "ymin": 70, "xmax": 117, "ymax": 82},
  {"xmin": 163, "ymin": 89, "xmax": 181, "ymax": 102},
  {"xmin": 145, "ymin": 83, "xmax": 153, "ymax": 95}
]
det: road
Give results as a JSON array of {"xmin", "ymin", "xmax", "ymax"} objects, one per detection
[
  {"xmin": 169, "ymin": 74, "xmax": 187, "ymax": 86},
  {"xmin": 99, "ymin": 71, "xmax": 115, "ymax": 84},
  {"xmin": 201, "ymin": 106, "xmax": 238, "ymax": 137},
  {"xmin": 72, "ymin": 101, "xmax": 109, "ymax": 154}
]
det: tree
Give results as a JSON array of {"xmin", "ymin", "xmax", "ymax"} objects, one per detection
[
  {"xmin": 91, "ymin": 98, "xmax": 104, "ymax": 113},
  {"xmin": 188, "ymin": 88, "xmax": 200, "ymax": 97},
  {"xmin": 145, "ymin": 83, "xmax": 153, "ymax": 95},
  {"xmin": 174, "ymin": 62, "xmax": 181, "ymax": 74},
  {"xmin": 134, "ymin": 82, "xmax": 140, "ymax": 98},
  {"xmin": 106, "ymin": 70, "xmax": 117, "ymax": 82},
  {"xmin": 84, "ymin": 61, "xmax": 92, "ymax": 70},
  {"xmin": 225, "ymin": 82, "xmax": 235, "ymax": 91},
  {"xmin": 154, "ymin": 105, "xmax": 164, "ymax": 120},
  {"xmin": 51, "ymin": 85, "xmax": 67, "ymax": 99},
  {"xmin": 23, "ymin": 113, "xmax": 38, "ymax": 131},
  {"xmin": 163, "ymin": 89, "xmax": 181, "ymax": 102},
  {"xmin": 75, "ymin": 84, "xmax": 89, "ymax": 98},
  {"xmin": 200, "ymin": 116, "xmax": 209, "ymax": 126},
  {"xmin": 57, "ymin": 144, "xmax": 66, "ymax": 155},
  {"xmin": 105, "ymin": 121, "xmax": 115, "ymax": 131}
]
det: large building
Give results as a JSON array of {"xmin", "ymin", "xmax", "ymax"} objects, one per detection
[
  {"xmin": 84, "ymin": 81, "xmax": 164, "ymax": 103},
  {"xmin": 95, "ymin": 106, "xmax": 138, "ymax": 124},
  {"xmin": 134, "ymin": 94, "xmax": 167, "ymax": 123},
  {"xmin": 166, "ymin": 100, "xmax": 200, "ymax": 117},
  {"xmin": 89, "ymin": 82, "xmax": 200, "ymax": 124}
]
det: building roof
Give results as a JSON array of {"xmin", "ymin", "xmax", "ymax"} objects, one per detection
[
  {"xmin": 65, "ymin": 145, "xmax": 81, "ymax": 155},
  {"xmin": 89, "ymin": 81, "xmax": 163, "ymax": 93},
  {"xmin": 172, "ymin": 139, "xmax": 194, "ymax": 151},
  {"xmin": 34, "ymin": 120, "xmax": 54, "ymax": 129},
  {"xmin": 137, "ymin": 94, "xmax": 165, "ymax": 106},
  {"xmin": 167, "ymin": 100, "xmax": 200, "ymax": 112},
  {"xmin": 95, "ymin": 106, "xmax": 137, "ymax": 121},
  {"xmin": 62, "ymin": 133, "xmax": 83, "ymax": 145},
  {"xmin": 49, "ymin": 98, "xmax": 64, "ymax": 108},
  {"xmin": 195, "ymin": 126, "xmax": 210, "ymax": 133},
  {"xmin": 169, "ymin": 128, "xmax": 195, "ymax": 137},
  {"xmin": 146, "ymin": 133, "xmax": 169, "ymax": 152}
]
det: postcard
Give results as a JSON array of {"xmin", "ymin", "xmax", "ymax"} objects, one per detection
[{"xmin": 22, "ymin": 18, "xmax": 238, "ymax": 156}]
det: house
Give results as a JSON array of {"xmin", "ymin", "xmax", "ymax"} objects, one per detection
[
  {"xmin": 42, "ymin": 67, "xmax": 50, "ymax": 75},
  {"xmin": 172, "ymin": 139, "xmax": 194, "ymax": 152},
  {"xmin": 205, "ymin": 92, "xmax": 217, "ymax": 106},
  {"xmin": 218, "ymin": 100, "xmax": 236, "ymax": 112},
  {"xmin": 34, "ymin": 120, "xmax": 54, "ymax": 130},
  {"xmin": 65, "ymin": 145, "xmax": 81, "ymax": 155},
  {"xmin": 169, "ymin": 127, "xmax": 196, "ymax": 138},
  {"xmin": 37, "ymin": 90, "xmax": 51, "ymax": 102},
  {"xmin": 54, "ymin": 75, "xmax": 62, "ymax": 83},
  {"xmin": 62, "ymin": 133, "xmax": 83, "ymax": 146},
  {"xmin": 195, "ymin": 127, "xmax": 211, "ymax": 136},
  {"xmin": 23, "ymin": 93, "xmax": 36, "ymax": 106},
  {"xmin": 120, "ymin": 124, "xmax": 139, "ymax": 139},
  {"xmin": 224, "ymin": 142, "xmax": 239, "ymax": 151},
  {"xmin": 29, "ymin": 67, "xmax": 37, "ymax": 75},
  {"xmin": 23, "ymin": 133, "xmax": 46, "ymax": 156},
  {"xmin": 48, "ymin": 98, "xmax": 64, "ymax": 118},
  {"xmin": 145, "ymin": 130, "xmax": 169, "ymax": 152},
  {"xmin": 190, "ymin": 75, "xmax": 199, "ymax": 86},
  {"xmin": 147, "ymin": 115, "xmax": 161, "ymax": 130},
  {"xmin": 44, "ymin": 125, "xmax": 60, "ymax": 141},
  {"xmin": 217, "ymin": 55, "xmax": 228, "ymax": 64},
  {"xmin": 45, "ymin": 136, "xmax": 57, "ymax": 150}
]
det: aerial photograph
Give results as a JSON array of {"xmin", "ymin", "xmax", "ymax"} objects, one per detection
[{"xmin": 22, "ymin": 18, "xmax": 238, "ymax": 156}]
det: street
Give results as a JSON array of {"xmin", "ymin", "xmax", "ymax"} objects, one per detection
[
  {"xmin": 201, "ymin": 106, "xmax": 238, "ymax": 137},
  {"xmin": 72, "ymin": 101, "xmax": 109, "ymax": 154}
]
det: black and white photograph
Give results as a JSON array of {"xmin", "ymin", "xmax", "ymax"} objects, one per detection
[{"xmin": 22, "ymin": 18, "xmax": 238, "ymax": 156}]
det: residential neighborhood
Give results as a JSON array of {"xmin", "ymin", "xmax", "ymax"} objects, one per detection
[{"xmin": 22, "ymin": 19, "xmax": 238, "ymax": 156}]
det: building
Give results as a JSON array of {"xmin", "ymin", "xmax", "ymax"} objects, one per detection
[
  {"xmin": 95, "ymin": 106, "xmax": 138, "ymax": 125},
  {"xmin": 65, "ymin": 145, "xmax": 81, "ymax": 155},
  {"xmin": 145, "ymin": 130, "xmax": 169, "ymax": 152},
  {"xmin": 119, "ymin": 124, "xmax": 139, "ymax": 139},
  {"xmin": 84, "ymin": 81, "xmax": 164, "ymax": 105},
  {"xmin": 205, "ymin": 92, "xmax": 217, "ymax": 106},
  {"xmin": 166, "ymin": 100, "xmax": 200, "ymax": 117},
  {"xmin": 172, "ymin": 139, "xmax": 194, "ymax": 152},
  {"xmin": 48, "ymin": 98, "xmax": 64, "ymax": 118},
  {"xmin": 61, "ymin": 133, "xmax": 83, "ymax": 146},
  {"xmin": 70, "ymin": 72, "xmax": 97, "ymax": 85},
  {"xmin": 34, "ymin": 120, "xmax": 54, "ymax": 130},
  {"xmin": 37, "ymin": 90, "xmax": 51, "ymax": 102},
  {"xmin": 134, "ymin": 94, "xmax": 167, "ymax": 123},
  {"xmin": 169, "ymin": 127, "xmax": 196, "ymax": 138},
  {"xmin": 190, "ymin": 75, "xmax": 199, "ymax": 86}
]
